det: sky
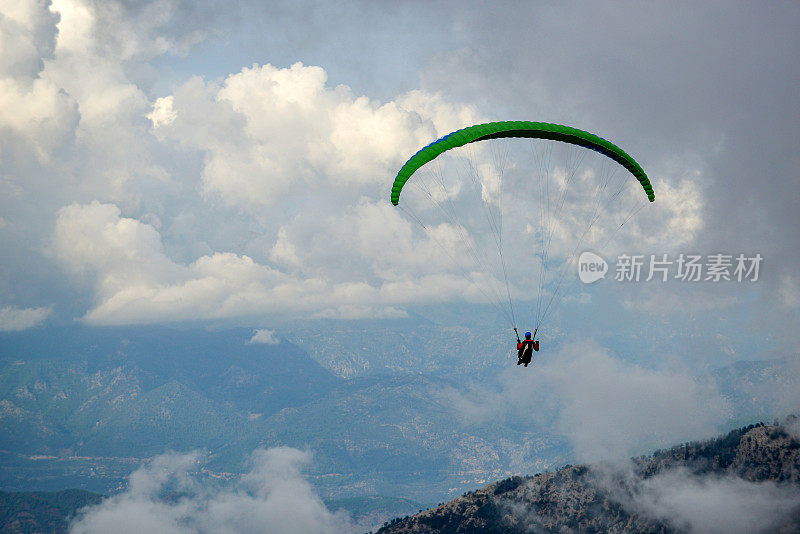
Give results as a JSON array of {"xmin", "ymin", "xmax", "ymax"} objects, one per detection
[{"xmin": 1, "ymin": 0, "xmax": 798, "ymax": 343}]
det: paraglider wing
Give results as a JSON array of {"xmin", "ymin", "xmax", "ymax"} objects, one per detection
[{"xmin": 390, "ymin": 121, "xmax": 654, "ymax": 205}]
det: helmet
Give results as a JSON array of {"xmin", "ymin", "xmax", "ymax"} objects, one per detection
[{"xmin": 525, "ymin": 332, "xmax": 532, "ymax": 339}]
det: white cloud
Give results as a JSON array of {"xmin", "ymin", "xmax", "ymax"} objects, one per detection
[
  {"xmin": 637, "ymin": 176, "xmax": 704, "ymax": 252},
  {"xmin": 147, "ymin": 95, "xmax": 176, "ymax": 128},
  {"xmin": 151, "ymin": 62, "xmax": 480, "ymax": 211},
  {"xmin": 540, "ymin": 343, "xmax": 729, "ymax": 461},
  {"xmin": 34, "ymin": 0, "xmax": 178, "ymax": 205},
  {"xmin": 780, "ymin": 274, "xmax": 800, "ymax": 309},
  {"xmin": 69, "ymin": 447, "xmax": 355, "ymax": 534},
  {"xmin": 51, "ymin": 0, "xmax": 208, "ymax": 62},
  {"xmin": 437, "ymin": 341, "xmax": 729, "ymax": 462},
  {"xmin": 0, "ymin": 0, "xmax": 59, "ymax": 79},
  {"xmin": 51, "ymin": 201, "xmax": 492, "ymax": 324},
  {"xmin": 606, "ymin": 466, "xmax": 800, "ymax": 534},
  {"xmin": 0, "ymin": 75, "xmax": 79, "ymax": 164},
  {"xmin": 248, "ymin": 328, "xmax": 279, "ymax": 345},
  {"xmin": 0, "ymin": 0, "xmax": 79, "ymax": 165},
  {"xmin": 269, "ymin": 198, "xmax": 466, "ymax": 281},
  {"xmin": 1, "ymin": 1, "xmax": 710, "ymax": 331},
  {"xmin": 0, "ymin": 0, "xmax": 791, "ymax": 373},
  {"xmin": 0, "ymin": 304, "xmax": 51, "ymax": 331},
  {"xmin": 52, "ymin": 201, "xmax": 187, "ymax": 286}
]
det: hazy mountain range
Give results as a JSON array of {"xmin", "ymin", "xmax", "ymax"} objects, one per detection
[{"xmin": 0, "ymin": 324, "xmax": 567, "ymax": 504}]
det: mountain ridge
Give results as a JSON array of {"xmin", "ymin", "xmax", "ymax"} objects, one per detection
[{"xmin": 377, "ymin": 419, "xmax": 800, "ymax": 533}]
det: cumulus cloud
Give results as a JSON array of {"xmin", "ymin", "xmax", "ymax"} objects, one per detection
[
  {"xmin": 52, "ymin": 201, "xmax": 187, "ymax": 286},
  {"xmin": 0, "ymin": 304, "xmax": 51, "ymax": 331},
  {"xmin": 0, "ymin": 75, "xmax": 79, "ymax": 164},
  {"xmin": 0, "ymin": 0, "xmax": 79, "ymax": 165},
  {"xmin": 69, "ymin": 447, "xmax": 355, "ymax": 534},
  {"xmin": 51, "ymin": 0, "xmax": 214, "ymax": 62},
  {"xmin": 51, "ymin": 200, "xmax": 493, "ymax": 323},
  {"xmin": 0, "ymin": 0, "xmax": 59, "ymax": 80},
  {"xmin": 248, "ymin": 328, "xmax": 279, "ymax": 345},
  {"xmin": 269, "ymin": 198, "xmax": 466, "ymax": 282},
  {"xmin": 150, "ymin": 62, "xmax": 480, "ymax": 211},
  {"xmin": 0, "ymin": 1, "xmax": 710, "ymax": 332},
  {"xmin": 32, "ymin": 0, "xmax": 188, "ymax": 207},
  {"xmin": 147, "ymin": 95, "xmax": 176, "ymax": 128}
]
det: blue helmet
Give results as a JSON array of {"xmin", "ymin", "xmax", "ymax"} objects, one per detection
[{"xmin": 525, "ymin": 332, "xmax": 532, "ymax": 339}]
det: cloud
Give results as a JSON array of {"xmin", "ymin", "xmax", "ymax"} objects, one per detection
[
  {"xmin": 785, "ymin": 416, "xmax": 800, "ymax": 442},
  {"xmin": 780, "ymin": 274, "xmax": 800, "ymax": 310},
  {"xmin": 0, "ymin": 75, "xmax": 79, "ymax": 164},
  {"xmin": 0, "ymin": 0, "xmax": 79, "ymax": 165},
  {"xmin": 150, "ymin": 62, "xmax": 480, "ymax": 211},
  {"xmin": 248, "ymin": 328, "xmax": 279, "ymax": 345},
  {"xmin": 51, "ymin": 0, "xmax": 215, "ymax": 62},
  {"xmin": 147, "ymin": 95, "xmax": 176, "ymax": 128},
  {"xmin": 51, "ymin": 200, "xmax": 493, "ymax": 323},
  {"xmin": 622, "ymin": 284, "xmax": 739, "ymax": 315},
  {"xmin": 69, "ymin": 447, "xmax": 355, "ymax": 534},
  {"xmin": 438, "ymin": 340, "xmax": 729, "ymax": 462},
  {"xmin": 268, "ymin": 198, "xmax": 466, "ymax": 282},
  {"xmin": 0, "ymin": 0, "xmax": 59, "ymax": 80},
  {"xmin": 28, "ymin": 0, "xmax": 195, "ymax": 209},
  {"xmin": 604, "ymin": 466, "xmax": 800, "ymax": 534},
  {"xmin": 0, "ymin": 304, "xmax": 51, "ymax": 331},
  {"xmin": 52, "ymin": 201, "xmax": 188, "ymax": 286},
  {"xmin": 539, "ymin": 343, "xmax": 729, "ymax": 461}
]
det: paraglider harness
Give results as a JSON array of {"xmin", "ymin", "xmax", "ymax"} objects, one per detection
[{"xmin": 515, "ymin": 328, "xmax": 539, "ymax": 367}]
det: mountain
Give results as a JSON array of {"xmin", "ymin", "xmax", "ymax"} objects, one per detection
[
  {"xmin": 0, "ymin": 325, "xmax": 341, "ymax": 491},
  {"xmin": 376, "ymin": 420, "xmax": 800, "ymax": 533},
  {"xmin": 0, "ymin": 325, "xmax": 568, "ymax": 503},
  {"xmin": 0, "ymin": 489, "xmax": 102, "ymax": 534},
  {"xmin": 257, "ymin": 373, "xmax": 567, "ymax": 501},
  {"xmin": 283, "ymin": 312, "xmax": 512, "ymax": 379},
  {"xmin": 0, "ymin": 325, "xmax": 339, "ymax": 418}
]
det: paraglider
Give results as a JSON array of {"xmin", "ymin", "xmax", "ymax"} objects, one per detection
[
  {"xmin": 391, "ymin": 121, "xmax": 653, "ymax": 367},
  {"xmin": 391, "ymin": 121, "xmax": 654, "ymax": 206},
  {"xmin": 515, "ymin": 329, "xmax": 539, "ymax": 367}
]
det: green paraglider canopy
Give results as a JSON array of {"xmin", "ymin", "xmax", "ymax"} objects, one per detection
[{"xmin": 391, "ymin": 121, "xmax": 654, "ymax": 205}]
